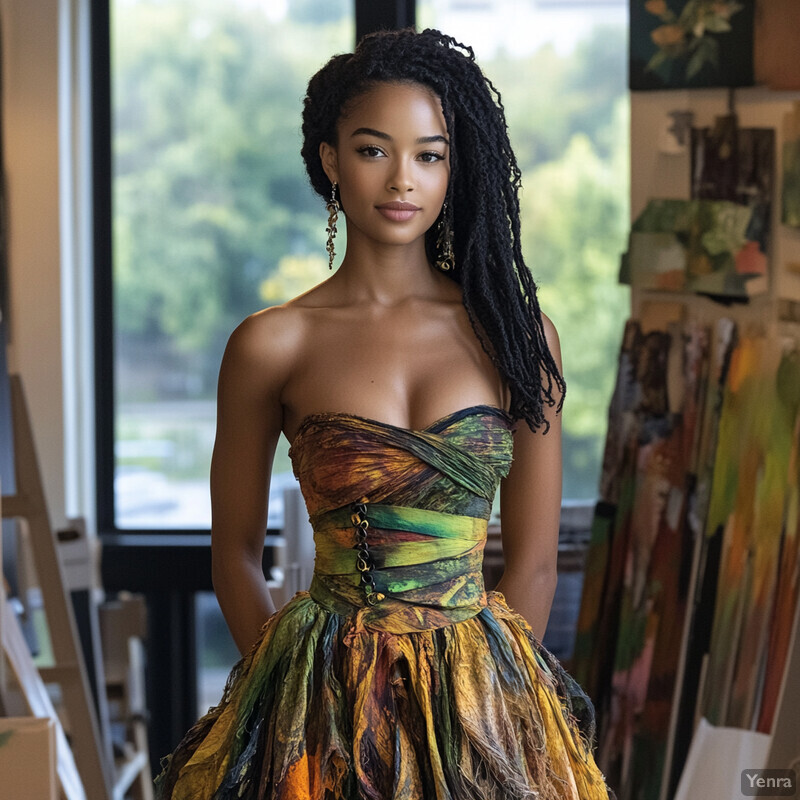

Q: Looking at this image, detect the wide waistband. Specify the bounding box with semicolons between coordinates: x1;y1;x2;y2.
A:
308;501;489;634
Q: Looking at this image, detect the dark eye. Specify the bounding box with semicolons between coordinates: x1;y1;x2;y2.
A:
419;151;445;163
357;145;384;158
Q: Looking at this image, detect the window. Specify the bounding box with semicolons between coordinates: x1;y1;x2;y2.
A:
109;0;353;530
106;1;628;534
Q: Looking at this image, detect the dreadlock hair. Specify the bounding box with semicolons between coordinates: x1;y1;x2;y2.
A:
301;28;565;431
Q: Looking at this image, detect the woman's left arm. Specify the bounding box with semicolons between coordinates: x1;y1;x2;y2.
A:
495;315;563;641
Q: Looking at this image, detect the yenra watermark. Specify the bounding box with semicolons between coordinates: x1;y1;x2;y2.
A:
741;769;797;797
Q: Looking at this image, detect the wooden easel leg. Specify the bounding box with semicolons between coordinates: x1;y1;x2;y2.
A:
2;376;112;798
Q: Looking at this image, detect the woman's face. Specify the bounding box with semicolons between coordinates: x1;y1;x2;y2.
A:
320;81;450;251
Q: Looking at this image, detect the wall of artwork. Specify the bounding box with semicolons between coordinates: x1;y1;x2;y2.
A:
574;3;800;798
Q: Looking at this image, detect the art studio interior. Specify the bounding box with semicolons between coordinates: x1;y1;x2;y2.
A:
1;1;799;798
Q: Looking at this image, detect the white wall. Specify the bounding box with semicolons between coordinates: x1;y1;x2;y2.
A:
2;0;67;527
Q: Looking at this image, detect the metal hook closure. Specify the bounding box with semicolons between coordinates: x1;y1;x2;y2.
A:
349;500;385;605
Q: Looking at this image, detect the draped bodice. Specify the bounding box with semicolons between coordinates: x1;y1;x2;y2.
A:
288;405;514;633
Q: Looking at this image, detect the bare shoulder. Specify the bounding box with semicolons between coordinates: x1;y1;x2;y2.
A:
539;312;560;350
221;303;308;393
539;311;562;371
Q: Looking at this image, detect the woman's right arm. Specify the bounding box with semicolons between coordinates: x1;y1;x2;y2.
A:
209;310;296;655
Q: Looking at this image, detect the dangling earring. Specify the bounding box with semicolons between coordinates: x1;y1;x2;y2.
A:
435;202;455;271
326;182;340;270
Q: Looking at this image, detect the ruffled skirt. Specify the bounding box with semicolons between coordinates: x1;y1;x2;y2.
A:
155;590;608;800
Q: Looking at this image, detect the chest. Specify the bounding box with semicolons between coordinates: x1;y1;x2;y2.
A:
282;305;505;430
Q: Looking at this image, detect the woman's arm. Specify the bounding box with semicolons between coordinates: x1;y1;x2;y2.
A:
495;315;563;641
210;310;296;655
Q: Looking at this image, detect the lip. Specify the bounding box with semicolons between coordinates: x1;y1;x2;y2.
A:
375;201;421;222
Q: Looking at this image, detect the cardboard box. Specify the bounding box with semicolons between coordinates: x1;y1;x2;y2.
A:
0;717;57;800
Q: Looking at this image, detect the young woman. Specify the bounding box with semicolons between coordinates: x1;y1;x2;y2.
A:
156;28;609;800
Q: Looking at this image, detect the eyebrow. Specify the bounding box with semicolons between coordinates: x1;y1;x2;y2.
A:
350;127;449;145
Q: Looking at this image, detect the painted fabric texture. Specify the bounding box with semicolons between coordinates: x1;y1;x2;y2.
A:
155;405;609;800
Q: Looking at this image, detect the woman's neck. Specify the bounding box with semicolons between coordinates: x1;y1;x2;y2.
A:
332;234;442;306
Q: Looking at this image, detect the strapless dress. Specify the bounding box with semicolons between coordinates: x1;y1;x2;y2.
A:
155;405;609;799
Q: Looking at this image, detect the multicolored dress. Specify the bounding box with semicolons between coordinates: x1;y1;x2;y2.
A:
155;404;609;799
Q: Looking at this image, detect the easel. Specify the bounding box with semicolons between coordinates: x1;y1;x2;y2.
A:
2;375;112;798
1;579;86;800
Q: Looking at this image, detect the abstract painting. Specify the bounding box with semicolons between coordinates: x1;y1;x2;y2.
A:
701;340;800;730
621;198;768;299
575;319;721;799
574;317;800;797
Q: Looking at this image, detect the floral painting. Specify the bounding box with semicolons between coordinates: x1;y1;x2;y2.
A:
630;0;755;91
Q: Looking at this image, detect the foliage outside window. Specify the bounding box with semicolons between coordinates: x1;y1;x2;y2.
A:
112;0;351;527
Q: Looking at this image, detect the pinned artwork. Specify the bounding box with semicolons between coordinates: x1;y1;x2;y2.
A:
621;198;768;299
630;0;755;91
690;116;774;286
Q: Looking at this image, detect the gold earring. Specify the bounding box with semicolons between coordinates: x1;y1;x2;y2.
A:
435;202;455;271
326;182;340;270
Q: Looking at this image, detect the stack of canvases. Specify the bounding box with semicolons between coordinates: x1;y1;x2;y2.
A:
572;317;800;800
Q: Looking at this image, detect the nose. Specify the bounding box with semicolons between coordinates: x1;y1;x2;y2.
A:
388;158;414;194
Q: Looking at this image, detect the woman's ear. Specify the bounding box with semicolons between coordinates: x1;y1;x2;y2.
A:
319;142;339;186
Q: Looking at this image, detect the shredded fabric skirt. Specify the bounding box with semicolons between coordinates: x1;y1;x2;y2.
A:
155;590;607;800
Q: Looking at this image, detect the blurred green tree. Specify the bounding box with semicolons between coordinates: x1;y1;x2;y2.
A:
113;0;349;380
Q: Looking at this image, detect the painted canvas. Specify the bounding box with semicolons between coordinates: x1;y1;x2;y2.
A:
690;119;774;283
575;317;741;799
700;338;799;729
622;198;768;299
756;396;800;733
665;318;735;798
595;323;715;800
630;0;755;91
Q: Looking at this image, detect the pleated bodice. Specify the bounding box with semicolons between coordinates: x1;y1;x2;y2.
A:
289;405;514;633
